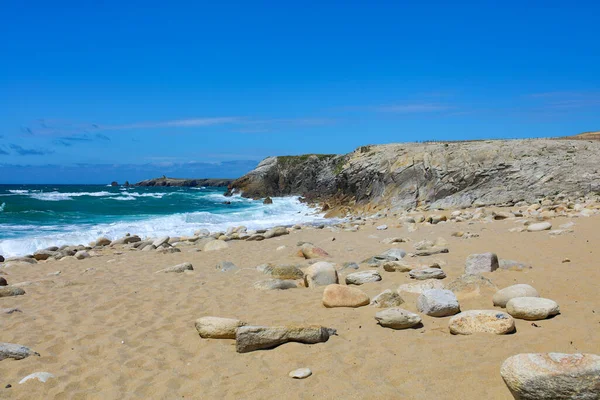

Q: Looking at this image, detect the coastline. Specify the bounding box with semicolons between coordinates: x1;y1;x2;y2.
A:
1;195;599;398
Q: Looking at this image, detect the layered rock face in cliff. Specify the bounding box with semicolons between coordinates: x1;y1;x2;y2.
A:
226;139;600;210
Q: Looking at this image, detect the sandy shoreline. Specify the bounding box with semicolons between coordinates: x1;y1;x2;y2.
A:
1;203;600;399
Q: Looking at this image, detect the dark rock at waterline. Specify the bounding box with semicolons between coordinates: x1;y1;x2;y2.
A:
135;177;234;187
263;197;273;204
0;277;7;286
0;255;4;263
110;181;118;186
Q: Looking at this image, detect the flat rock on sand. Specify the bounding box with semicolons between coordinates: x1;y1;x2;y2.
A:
235;325;337;353
375;308;421;329
204;240;229;251
253;279;298;291
493;284;539;308
446;274;497;299
345;270;382;285
409;267;446;280
448;310;515;335
416;289;460;317
195;317;246;339
0;343;39;361
300;243;330;259
304;262;338;287
289;368;312;379
322;284;370;308
465;252;499;274
500;353;600;399
370;289;404;308
527;222;552;232
506;297;560;320
156;262;193;273
0;286;26;298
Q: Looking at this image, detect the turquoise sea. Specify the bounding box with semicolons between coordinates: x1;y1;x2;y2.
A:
0;184;326;257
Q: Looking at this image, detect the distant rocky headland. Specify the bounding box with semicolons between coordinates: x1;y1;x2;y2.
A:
225;135;600;215
134;177;234;187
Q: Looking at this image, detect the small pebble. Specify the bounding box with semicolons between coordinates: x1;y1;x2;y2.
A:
562;258;571;263
289;368;312;379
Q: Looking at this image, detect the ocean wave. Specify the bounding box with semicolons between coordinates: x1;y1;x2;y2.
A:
0;196;330;257
0;203;5;212
29;191;114;201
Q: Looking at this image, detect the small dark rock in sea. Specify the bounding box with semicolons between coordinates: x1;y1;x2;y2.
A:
223;201;231;205
263;197;273;205
110;181;118;186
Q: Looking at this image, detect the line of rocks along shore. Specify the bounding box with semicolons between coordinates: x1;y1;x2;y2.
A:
1;191;598;264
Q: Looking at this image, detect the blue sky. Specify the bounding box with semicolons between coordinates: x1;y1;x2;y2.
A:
1;1;599;183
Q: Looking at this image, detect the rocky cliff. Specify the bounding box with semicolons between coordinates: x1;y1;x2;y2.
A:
225;139;600;211
135;177;234;187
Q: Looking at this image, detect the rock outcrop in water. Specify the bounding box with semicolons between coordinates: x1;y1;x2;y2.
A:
135;177;234;187
225;138;600;210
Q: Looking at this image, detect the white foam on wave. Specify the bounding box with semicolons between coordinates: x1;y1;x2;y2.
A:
29;191;114;201
0;203;5;212
0;196;330;257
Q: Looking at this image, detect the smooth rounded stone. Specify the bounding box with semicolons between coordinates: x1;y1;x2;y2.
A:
0;255;3;262
236;325;337;353
376;224;388;230
416;289;460;317
33;249;57;261
216;261;237;272
263;265;304;280
398;280;445;294
500;353;600;400
375;308;421;329
204;240;230;251
428;214;447;224
300;243;330;259
0;343;40;361
19;372;55;384
289;368;312;379
382;261;413;272
465;252;499;275
499;259;532;271
379;248;406;261
263;226;289;239
254;279;298;290
493;284;540;308
74;250;90;260
0;286;26;298
156;262;194;273
381;237;409;244
322;284;370;308
527;222;552;232
194;228;210;237
345;270;382;285
506;297;560;320
195;317;246;339
414;239;435;250
409;268;446;280
152;236;170;247
304;262;338;287
6;256;37;264
446;274;497;299
448;310;515;335
95;237;111;246
0;277;7;286
142;244;156;252
370;289;405;308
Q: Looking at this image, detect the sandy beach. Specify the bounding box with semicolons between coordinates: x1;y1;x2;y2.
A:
1;205;599;399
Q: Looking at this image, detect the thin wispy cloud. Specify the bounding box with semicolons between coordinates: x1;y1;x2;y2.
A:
525;91;600;112
375;103;452;113
9;144;53;156
0;147;8;155
21;116;333;139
